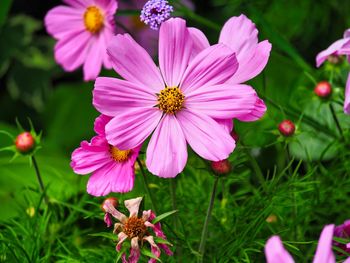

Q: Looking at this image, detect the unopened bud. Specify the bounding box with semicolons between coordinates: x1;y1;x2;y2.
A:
15;132;35;153
210;159;231;175
278;120;295;137
314;81;332;98
327;55;342;65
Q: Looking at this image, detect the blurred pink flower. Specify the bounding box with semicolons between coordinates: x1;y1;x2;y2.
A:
189;14;272;131
45;0;117;81
102;197;172;263
70;115;141;196
93;18;257;178
265;224;350;263
334;220;350;254
316;29;350;68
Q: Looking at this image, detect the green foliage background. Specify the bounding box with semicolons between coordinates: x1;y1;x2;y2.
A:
1;0;350;262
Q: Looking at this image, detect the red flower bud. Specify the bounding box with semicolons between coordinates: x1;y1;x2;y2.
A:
231;130;239;142
210;159;231;175
314;81;332;98
278;120;295;137
15;132;35;153
101;197;118;212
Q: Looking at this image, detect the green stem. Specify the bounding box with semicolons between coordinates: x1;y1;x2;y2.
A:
31;156;48;204
170;179;178;227
329;103;345;141
137;158;157;214
198;176;219;262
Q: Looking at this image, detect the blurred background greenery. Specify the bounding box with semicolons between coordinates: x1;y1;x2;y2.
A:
1;0;350;262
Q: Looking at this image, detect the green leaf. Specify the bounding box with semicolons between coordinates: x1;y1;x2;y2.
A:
140;247;162;262
0;0;12;30
153;237;172;246
151;210;178;224
89;232;117;241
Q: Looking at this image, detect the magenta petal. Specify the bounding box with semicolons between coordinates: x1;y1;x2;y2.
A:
107;34;164;92
94;115;112;136
316;38;350;67
177;109;235;161
159;18;193;87
94;77;157;116
105;108;162;150
129;237;140;263
265;236;295;263
180;44;238;94
228;40;271;84
83;36;104;81
188;27;210;59
216;119;233;133
63;0;91;8
313;225;336;263
54;30;90;72
71;140;111;174
45;6;85;39
185;84;256;119
146;115;187;178
237;92;267;122
344;73;350;114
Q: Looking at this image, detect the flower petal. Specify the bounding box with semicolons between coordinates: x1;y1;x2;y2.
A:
116;232;128;251
45;6;85;39
159;18;193;87
227;40;271;84
313;225;336;263
129;237;140;263
105;108;162;150
177;109;235;161
70;140;110;174
54;30;90;72
316;38;350;67
125;197;143;217
264;236;295;263
83;36;104;81
344;73;350;114
63;0;91;8
188;27;210;59
143;236;161;263
146;115;187;178
216;119;233;133
107;34;164;92
94;114;112;136
237;95;267;122
101;196;127;222
180;44;238;94
93;77;157;116
185;84;257;119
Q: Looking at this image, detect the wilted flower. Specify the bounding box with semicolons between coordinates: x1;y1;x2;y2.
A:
93;18;257;178
265;224;350;263
316;29;350;68
334;220;350;254
278;120;295;137
44;0;117;81
102;197;172;262
188;14;272;131
102;197;119;227
71;115;141;196
314;81;332;98
140;0;173;30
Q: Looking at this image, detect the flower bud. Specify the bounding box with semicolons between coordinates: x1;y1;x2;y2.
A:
101;197;118;213
210;159;231;175
231;130;239;142
327;55;342;65
314;81;332;98
15;132;35;153
278;120;295;137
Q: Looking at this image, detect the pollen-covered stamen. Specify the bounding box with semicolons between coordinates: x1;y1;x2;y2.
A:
123;216;147;239
84;6;104;34
157;87;185;114
109;145;131;162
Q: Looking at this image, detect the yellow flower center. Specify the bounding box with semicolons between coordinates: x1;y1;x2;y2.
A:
109;146;131;162
157;87;185;114
84;6;104;34
123;216;147;239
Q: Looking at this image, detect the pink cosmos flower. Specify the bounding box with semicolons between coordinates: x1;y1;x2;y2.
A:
44;0;117;81
265;224;350;263
102;197;172;263
70;115;141;196
93;17;257;178
189;14;272;131
316;29;350;68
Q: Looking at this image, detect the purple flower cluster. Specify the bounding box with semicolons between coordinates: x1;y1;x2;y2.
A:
140;0;174;30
